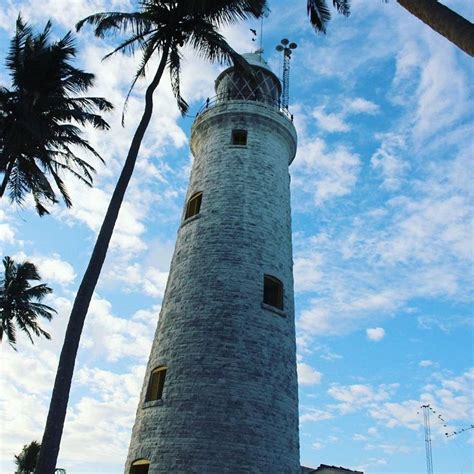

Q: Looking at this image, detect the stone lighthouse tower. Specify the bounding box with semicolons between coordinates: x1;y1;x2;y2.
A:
125;52;299;473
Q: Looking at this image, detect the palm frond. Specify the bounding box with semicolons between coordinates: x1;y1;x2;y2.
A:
1;257;55;348
101;27;156;60
76;12;152;39
333;0;351;16
168;46;189;115
2;18;112;214
307;0;331;33
120;36;161;125
176;0;267;25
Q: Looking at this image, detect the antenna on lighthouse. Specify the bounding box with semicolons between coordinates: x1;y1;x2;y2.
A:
276;38;297;109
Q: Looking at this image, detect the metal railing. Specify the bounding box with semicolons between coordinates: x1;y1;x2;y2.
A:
195;93;294;122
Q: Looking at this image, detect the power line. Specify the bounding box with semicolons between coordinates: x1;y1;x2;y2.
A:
445;424;474;438
424;405;474;438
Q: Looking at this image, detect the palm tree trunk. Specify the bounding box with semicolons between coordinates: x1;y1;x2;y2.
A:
34;43;170;474
0;160;15;197
397;0;474;57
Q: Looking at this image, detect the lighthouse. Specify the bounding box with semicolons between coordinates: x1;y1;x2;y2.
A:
125;51;299;473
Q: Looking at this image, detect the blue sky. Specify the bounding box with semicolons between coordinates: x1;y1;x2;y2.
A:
0;1;473;473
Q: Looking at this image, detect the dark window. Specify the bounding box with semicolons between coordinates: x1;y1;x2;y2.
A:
263;275;284;310
184;192;202;220
231;129;247;146
130;460;150;474
145;367;167;402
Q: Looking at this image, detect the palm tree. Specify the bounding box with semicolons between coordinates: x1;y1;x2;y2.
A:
396;0;474;57
14;441;41;474
0;257;55;349
306;0;350;33
35;1;266;472
307;1;474;57
0;16;113;216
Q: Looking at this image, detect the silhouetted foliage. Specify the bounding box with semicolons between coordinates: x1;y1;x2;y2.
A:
0;256;56;349
0;16;113;215
14;441;41;473
307;0;350;33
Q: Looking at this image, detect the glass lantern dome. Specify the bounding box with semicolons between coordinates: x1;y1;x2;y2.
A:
214;53;282;105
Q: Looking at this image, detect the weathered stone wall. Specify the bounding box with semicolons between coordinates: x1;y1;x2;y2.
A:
125;99;299;473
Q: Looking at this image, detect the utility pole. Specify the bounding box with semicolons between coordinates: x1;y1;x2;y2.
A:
421;404;434;474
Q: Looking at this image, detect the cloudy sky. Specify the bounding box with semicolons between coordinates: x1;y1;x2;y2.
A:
0;0;473;472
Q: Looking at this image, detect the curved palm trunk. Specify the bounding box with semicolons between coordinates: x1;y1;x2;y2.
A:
35;43;170;474
0;161;15;197
397;0;474;57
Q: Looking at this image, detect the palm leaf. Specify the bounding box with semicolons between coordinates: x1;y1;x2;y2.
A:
1;17;112;214
168;46;189;115
307;0;331;33
1;257;55;348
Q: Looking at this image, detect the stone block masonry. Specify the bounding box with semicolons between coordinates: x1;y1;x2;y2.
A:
125;59;299;473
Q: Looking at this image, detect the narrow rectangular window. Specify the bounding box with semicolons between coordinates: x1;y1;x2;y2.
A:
130;460;150;474
185;192;202;220
263;275;284;310
145;367;167;402
231;129;247;146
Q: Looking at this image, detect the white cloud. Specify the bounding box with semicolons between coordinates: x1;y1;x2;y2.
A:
356;457;388;471
295;137;360;205
300;408;334;424
366;327;385;342
0;0;132;32
0;207;18;254
82;296;158;362
10;252;76;287
365;443;413;454
0;223;15;244
413;35;471;142
311;435;339;451
312;106;349;133
36;255;76;286
328;383;399;414
371;132;409;190
294;253;323;293
310;97;379;135
312;441;323;450
297;362;322;386
295;147;473;341
319;348;343;362
345;97;379;115
369;399;421;431
369;369;474;433
299;290;399;338
419;360;434;367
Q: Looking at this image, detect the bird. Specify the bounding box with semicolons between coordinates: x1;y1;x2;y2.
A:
250;28;257;35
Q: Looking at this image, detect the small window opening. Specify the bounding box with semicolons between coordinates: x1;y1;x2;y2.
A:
145;366;167;402
231;129;247;146
185;192;202;220
263;275;284;310
130;459;150;474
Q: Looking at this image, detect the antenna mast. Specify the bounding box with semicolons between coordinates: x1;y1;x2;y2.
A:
276;38;297;109
421;404;434;474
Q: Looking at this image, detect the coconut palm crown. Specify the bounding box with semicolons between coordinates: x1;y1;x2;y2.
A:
0;16;113;216
0;256;56;350
76;0;268;116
